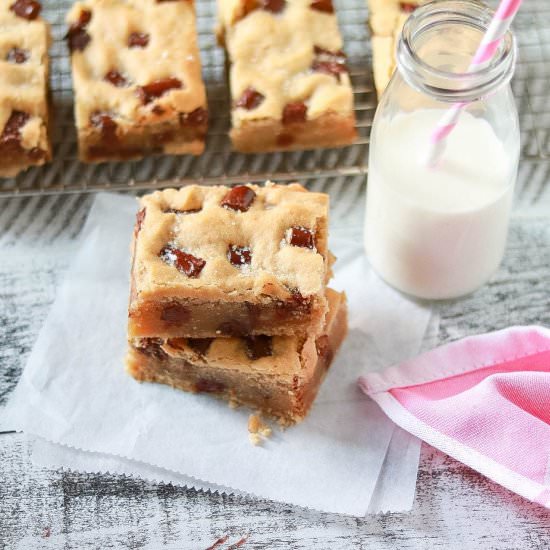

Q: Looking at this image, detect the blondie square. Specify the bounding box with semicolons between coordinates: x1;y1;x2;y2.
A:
0;0;51;177
127;288;347;424
217;0;357;152
128;183;331;339
368;0;425;97
66;0;207;163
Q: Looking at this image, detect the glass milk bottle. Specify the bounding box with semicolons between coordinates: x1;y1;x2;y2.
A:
364;0;519;300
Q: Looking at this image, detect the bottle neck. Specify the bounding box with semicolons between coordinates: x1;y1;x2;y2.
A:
396;0;516;103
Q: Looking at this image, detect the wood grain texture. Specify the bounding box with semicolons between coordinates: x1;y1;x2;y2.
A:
1;177;549;549
1;435;549;549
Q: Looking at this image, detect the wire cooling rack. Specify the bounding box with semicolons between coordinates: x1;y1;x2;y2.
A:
1;0;549;196
512;0;550;161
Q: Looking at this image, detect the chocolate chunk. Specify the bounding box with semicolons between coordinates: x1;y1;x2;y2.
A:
160;245;206;277
90;112;116;130
28;147;45;160
90;112;118;144
244;335;273;360
310;0;334;13
227;245;252;267
314;45;345;58
66;9;92;52
10;0;41;20
1;111;29;144
312;60;347;78
135;338;167;361
160;303;191;323
289;290;312;312
282;102;307;125
128;32;149;48
217;320;250;337
312;46;347;79
240;0;258;18
400;2;417;13
239;0;286;17
164;337;185;350
187;338;213;356
6;47;29;64
181;107;208;127
287;226;315;249
236;87;265;110
0;111;38;157
78;8;92;25
137;77;183;104
260;0;286;13
195;379;226;393
104;70;128;87
220;185;256;212
275;291;312;319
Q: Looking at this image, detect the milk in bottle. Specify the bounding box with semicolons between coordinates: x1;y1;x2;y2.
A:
364;0;519;299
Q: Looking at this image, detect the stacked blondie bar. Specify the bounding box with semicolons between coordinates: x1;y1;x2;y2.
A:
126;182;347;423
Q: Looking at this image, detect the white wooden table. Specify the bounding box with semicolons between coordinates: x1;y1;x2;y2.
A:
2;2;550;544
1;169;549;548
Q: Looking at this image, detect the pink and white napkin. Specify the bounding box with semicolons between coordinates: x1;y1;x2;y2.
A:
359;326;550;508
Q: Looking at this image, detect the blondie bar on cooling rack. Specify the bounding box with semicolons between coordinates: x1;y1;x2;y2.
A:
217;0;357;152
66;0;208;163
368;0;426;97
0;0;51;177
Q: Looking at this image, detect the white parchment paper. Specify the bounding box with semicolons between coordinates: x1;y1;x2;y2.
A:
3;193;433;516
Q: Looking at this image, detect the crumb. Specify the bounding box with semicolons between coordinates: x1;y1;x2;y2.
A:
248;414;272;445
277;417;292;429
248;414;262;433
259;426;272;438
228;397;240;409
249;433;262;446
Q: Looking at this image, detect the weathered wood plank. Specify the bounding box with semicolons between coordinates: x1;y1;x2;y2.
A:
1;434;549;549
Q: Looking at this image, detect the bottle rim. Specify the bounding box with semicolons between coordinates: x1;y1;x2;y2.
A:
397;0;517;102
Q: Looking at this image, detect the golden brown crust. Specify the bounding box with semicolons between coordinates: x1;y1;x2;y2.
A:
230;112;357;153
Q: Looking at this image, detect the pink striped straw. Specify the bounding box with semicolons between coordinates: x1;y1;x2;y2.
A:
427;0;522;167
